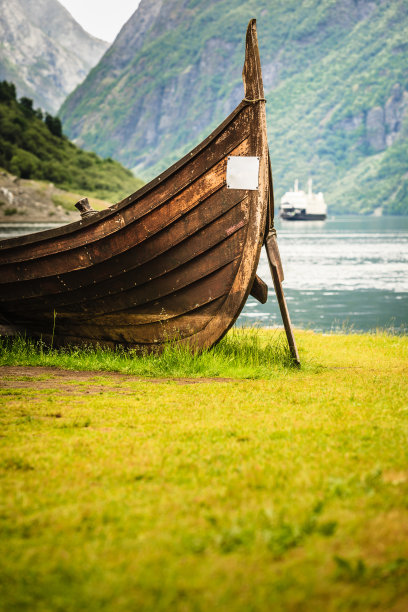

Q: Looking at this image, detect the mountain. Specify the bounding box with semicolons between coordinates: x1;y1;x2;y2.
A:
0;81;143;204
0;0;108;113
60;0;408;215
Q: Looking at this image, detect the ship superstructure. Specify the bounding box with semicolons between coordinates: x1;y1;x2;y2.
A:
280;179;327;220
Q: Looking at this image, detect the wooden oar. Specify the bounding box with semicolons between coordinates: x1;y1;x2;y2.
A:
265;151;300;364
265;231;300;364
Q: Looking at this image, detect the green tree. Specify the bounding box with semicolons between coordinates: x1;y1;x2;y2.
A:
0;80;143;200
45;113;63;138
19;97;34;116
0;81;16;104
10;150;40;179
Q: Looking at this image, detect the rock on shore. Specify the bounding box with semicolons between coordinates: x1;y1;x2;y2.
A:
0;170;108;224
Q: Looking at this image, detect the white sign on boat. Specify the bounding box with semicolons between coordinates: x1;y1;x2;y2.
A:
226;156;259;190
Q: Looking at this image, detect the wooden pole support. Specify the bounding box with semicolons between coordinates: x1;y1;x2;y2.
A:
265;232;300;365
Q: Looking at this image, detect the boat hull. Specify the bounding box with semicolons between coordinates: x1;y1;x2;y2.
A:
0;20;303;362
0;54;269;352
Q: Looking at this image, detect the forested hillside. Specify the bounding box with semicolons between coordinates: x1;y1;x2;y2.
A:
60;0;408;214
0;81;143;203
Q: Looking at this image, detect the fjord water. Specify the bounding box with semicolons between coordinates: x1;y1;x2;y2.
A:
241;216;408;333
1;216;407;334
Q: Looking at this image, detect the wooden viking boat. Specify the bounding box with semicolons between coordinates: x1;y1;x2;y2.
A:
0;20;299;363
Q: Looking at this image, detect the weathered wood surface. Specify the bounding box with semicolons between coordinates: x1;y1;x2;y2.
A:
0;20;272;353
265;232;300;364
75;197;97;218
250;275;268;304
264;114;300;363
0;20;299;361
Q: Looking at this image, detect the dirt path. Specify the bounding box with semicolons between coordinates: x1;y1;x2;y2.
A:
0;366;236;395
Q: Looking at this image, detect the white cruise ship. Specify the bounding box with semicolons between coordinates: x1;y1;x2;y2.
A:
280;179;327;221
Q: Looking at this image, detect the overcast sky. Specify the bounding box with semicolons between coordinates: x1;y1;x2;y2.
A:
58;0;141;42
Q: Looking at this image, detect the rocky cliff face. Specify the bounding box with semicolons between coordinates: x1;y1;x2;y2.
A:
365;84;408;151
333;83;407;153
0;0;108;113
60;0;408;214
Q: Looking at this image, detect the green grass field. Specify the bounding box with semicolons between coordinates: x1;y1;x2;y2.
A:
1;330;407;611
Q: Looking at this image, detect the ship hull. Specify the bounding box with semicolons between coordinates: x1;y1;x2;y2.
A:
280;211;327;221
0;21;270;353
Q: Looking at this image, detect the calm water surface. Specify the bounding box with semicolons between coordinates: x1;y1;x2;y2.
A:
1;217;407;333
0;223;64;239
241;216;408;332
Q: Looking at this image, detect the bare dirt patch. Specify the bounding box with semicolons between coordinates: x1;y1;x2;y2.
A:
0;366;235;394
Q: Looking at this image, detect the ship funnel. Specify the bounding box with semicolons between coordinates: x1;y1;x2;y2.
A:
294;179;298;192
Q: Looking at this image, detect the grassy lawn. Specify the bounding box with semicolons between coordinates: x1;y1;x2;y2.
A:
1;330;407;611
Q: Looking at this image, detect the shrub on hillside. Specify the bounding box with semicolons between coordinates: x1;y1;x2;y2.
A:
45;114;63;138
0;79;144;201
41;160;66;183
20;97;35;116
10;149;40;179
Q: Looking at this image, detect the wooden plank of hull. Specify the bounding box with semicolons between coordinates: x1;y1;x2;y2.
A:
4;209;247;318
0;137;250;284
19;283;231;347
14;265;236;347
0;20;270;352
67;300;226;346
0;109;253;266
0;188;248;305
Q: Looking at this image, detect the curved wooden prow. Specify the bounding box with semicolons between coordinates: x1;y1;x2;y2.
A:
242;20;300;364
242;19;265;102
